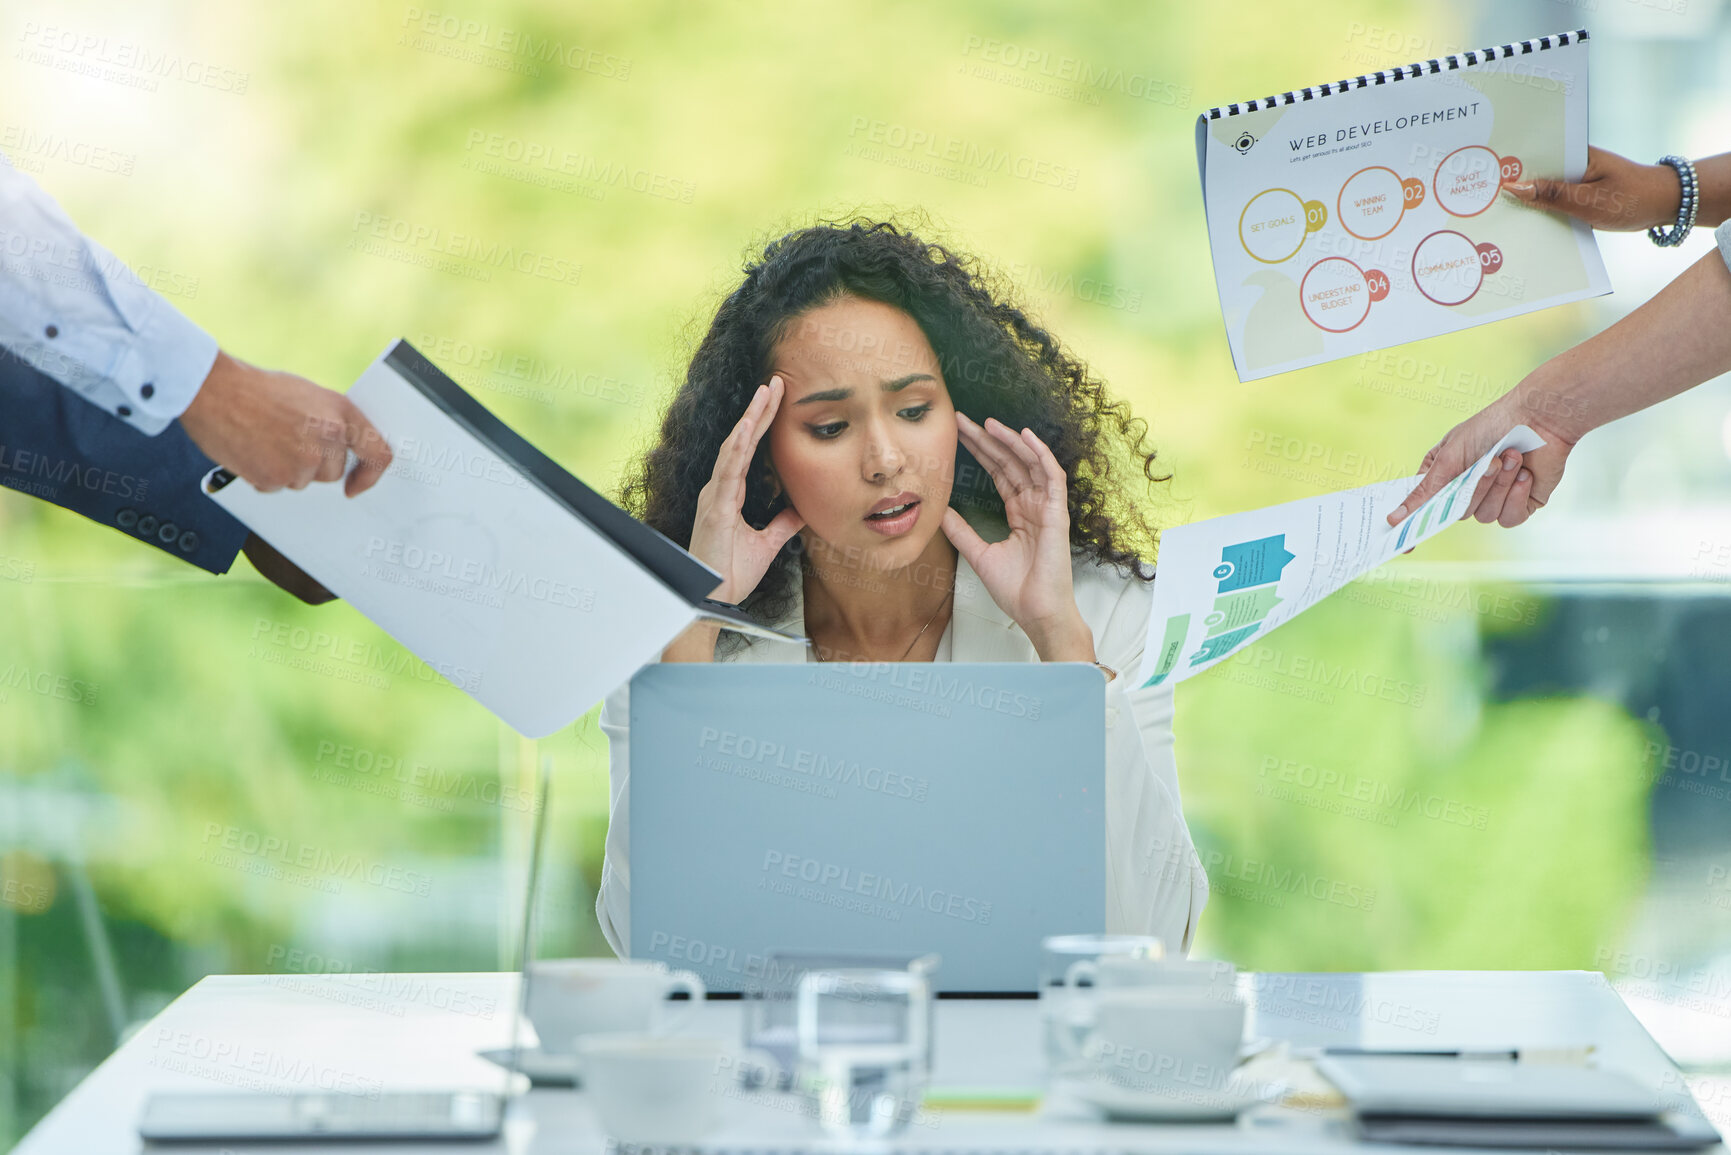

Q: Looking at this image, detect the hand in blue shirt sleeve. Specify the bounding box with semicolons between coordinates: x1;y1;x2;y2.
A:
0;153;392;495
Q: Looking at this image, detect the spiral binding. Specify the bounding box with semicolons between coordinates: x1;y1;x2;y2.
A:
1204;29;1588;121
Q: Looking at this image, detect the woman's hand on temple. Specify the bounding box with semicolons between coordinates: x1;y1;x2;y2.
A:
688;375;806;604
941;413;1095;662
1503;146;1680;231
664;376;804;662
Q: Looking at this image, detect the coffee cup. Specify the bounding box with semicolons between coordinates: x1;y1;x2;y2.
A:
576;1033;726;1144
524;959;705;1055
1065;955;1237;997
1082;988;1247;1097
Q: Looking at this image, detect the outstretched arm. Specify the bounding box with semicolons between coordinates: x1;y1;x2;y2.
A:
0;154;391;495
1387;226;1731;528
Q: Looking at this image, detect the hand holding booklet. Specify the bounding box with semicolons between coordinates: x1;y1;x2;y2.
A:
1196;29;1607;380
205;340;803;738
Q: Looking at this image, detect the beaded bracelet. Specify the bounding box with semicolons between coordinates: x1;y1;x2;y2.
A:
1650;155;1698;247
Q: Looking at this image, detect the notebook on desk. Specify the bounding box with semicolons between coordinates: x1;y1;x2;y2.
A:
1318;1054;1722;1150
137;759;556;1141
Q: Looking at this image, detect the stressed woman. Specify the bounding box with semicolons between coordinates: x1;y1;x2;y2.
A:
596;220;1207;955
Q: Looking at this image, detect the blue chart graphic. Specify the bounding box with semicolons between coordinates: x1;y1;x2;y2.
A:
1189;533;1297;669
1214;535;1298;592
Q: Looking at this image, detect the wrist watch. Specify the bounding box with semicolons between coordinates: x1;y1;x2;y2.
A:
1094;661;1118;683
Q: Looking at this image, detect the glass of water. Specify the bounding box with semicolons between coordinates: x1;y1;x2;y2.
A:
741;951;936;1090
1038;934;1164;1081
794;967;932;1138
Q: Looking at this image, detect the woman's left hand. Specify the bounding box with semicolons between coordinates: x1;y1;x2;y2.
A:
941;413;1095;662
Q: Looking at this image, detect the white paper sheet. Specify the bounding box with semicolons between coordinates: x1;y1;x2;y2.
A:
1136;426;1545;688
208;350;701;737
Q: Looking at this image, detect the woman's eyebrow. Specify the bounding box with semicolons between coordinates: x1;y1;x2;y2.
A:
792;372;936;406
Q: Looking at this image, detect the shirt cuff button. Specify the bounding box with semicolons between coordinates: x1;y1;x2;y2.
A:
44;325;58;339
157;521;180;545
116;508;138;529
140;383;155;399
117;405;132;418
136;515;159;537
178;530;200;553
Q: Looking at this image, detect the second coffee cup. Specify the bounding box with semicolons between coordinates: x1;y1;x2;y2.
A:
525;959;706;1055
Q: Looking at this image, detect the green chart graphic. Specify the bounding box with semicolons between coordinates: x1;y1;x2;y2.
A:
1144;534;1295;687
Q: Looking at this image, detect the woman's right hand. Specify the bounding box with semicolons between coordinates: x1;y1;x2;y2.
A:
1383;371;1579;531
687;374;806;605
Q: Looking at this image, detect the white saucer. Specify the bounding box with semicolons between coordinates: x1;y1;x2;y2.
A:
476;1046;581;1086
1063;1070;1285;1122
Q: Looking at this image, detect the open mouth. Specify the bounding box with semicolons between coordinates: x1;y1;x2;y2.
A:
865;500;919;521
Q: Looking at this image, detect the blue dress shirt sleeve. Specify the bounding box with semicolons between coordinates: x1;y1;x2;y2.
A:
0;153;217;435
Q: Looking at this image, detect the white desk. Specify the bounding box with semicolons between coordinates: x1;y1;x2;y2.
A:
17;970;1725;1153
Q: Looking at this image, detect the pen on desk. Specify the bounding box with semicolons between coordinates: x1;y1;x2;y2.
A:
1320;1045;1596;1064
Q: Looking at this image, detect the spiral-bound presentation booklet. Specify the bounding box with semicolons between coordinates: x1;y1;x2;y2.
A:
1196;30;1609;381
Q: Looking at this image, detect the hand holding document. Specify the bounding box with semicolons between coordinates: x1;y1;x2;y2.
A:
1136;426;1545;689
205;341;803;737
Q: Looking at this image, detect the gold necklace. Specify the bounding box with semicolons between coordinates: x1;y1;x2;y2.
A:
810;576;956;663
895;581;955;661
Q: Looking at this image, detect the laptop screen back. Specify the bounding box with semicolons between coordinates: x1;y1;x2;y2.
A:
628;662;1106;993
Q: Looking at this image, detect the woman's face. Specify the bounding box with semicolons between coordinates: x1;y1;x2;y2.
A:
765;296;957;573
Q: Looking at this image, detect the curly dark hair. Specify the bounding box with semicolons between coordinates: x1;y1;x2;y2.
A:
619;217;1168;632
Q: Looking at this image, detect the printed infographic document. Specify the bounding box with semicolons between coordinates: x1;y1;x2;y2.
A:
1136;426;1545;688
1196;32;1608;380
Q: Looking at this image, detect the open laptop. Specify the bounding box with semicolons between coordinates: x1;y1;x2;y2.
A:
628;662;1107;994
136;759;553;1142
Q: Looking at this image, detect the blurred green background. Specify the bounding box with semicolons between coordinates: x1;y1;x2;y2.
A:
7;0;1731;1142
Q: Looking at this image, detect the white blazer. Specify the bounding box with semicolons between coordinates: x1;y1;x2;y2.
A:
595;550;1209;958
